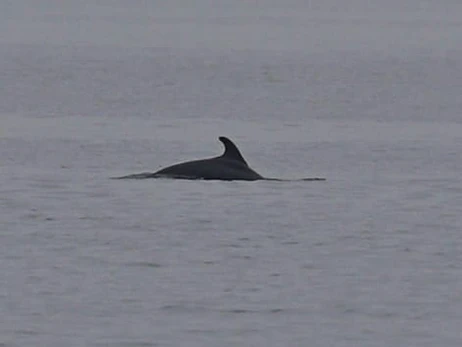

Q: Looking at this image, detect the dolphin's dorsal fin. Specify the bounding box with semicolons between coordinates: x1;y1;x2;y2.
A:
219;136;249;166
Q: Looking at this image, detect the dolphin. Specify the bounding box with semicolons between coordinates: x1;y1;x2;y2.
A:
113;136;325;181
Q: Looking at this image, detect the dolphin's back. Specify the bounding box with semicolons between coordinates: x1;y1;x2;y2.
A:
113;136;324;181
153;157;263;181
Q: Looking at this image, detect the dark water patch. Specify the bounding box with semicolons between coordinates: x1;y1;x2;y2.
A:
220;307;285;314
185;328;223;335
343;307;357;314
120;298;143;305
270;308;284;313
241;287;261;293
95;342;158;347
78;215;114;221
160;304;209;313
229;254;253;260
125;262;162;269
14;329;41;336
226;243;243;249
395;228;410;234
22;212;55;221
366;310;397;319
226;309;255;314
281;240;299;245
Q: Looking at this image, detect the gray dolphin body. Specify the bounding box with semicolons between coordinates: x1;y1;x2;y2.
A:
114;137;325;181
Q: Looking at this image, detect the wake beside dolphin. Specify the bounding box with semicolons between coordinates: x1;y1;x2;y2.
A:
113;136;326;182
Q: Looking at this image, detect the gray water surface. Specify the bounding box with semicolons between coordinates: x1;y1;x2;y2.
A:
2;1;462;346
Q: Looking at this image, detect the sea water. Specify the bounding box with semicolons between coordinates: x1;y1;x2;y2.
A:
1;1;462;346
